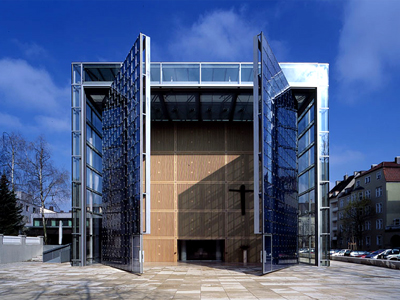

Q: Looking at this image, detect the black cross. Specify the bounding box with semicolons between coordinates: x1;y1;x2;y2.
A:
229;185;253;215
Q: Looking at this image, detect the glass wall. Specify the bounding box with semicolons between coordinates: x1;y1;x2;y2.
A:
254;33;298;274
101;34;150;273
71;62;121;266
282;63;330;266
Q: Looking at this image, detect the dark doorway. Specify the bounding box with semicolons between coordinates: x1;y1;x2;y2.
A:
178;240;224;261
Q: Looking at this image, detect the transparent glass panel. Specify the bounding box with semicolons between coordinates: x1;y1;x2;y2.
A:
298;125;314;153
298;146;314;174
73;64;82;84
72;132;81;156
150;63;160;83
319;157;329;181
319;109;328;132
86;104;92;123
72;86;81;107
201;64;239;83
83;64;120;82
72;157;81;181
92;113;102;134
72;183;81;208
320;182;329;207
241;64;253;82
319;132;329;156
320;86;328;108
280;63;319;84
299;167;315;194
162;64;200;83
72;108;81;131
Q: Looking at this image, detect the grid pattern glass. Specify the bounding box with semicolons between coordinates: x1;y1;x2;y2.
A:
101;36;144;272
258;33;298;273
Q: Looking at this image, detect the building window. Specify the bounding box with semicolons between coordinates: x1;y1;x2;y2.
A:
346;197;350;204
340;199;344;208
365;221;371;230
358;192;363;200
356;180;360;187
351;194;355;202
376;203;383;213
365;176;371;184
365;206;371;215
366;236;371;246
377;171;381;180
26;205;29;212
376;235;382;246
394;219;400;226
365;190;371;199
339;225;343;232
376;219;383;229
33;207;36;213
376;186;383;197
339;212;343;220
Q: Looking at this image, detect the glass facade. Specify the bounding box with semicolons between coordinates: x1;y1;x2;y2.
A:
71;32;329;273
253;33;298;273
281;62;330;266
101;34;150;273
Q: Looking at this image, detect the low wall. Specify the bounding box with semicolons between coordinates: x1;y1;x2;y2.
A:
0;235;43;264
332;255;400;270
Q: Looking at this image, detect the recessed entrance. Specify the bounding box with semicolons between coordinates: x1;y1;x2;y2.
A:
178;240;224;261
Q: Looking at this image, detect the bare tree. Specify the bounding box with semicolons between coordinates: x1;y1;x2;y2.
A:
23;136;69;244
1;132;27;191
341;197;374;250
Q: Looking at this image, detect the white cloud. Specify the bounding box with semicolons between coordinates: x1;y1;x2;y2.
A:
336;0;400;90
0;112;24;130
0;58;69;113
167;9;262;62
34;115;70;133
12;40;49;58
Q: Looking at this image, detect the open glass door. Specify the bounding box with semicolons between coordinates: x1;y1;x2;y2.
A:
254;32;298;274
102;33;151;273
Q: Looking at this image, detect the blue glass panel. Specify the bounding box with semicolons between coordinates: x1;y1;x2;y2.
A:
101;35;144;272
258;33;298;272
201;64;239;83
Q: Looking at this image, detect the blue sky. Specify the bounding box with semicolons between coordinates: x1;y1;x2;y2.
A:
1;0;400;204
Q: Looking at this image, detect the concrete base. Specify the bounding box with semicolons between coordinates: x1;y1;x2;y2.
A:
332;255;400;270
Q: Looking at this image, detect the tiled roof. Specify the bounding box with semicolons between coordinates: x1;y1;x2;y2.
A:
384;167;400;182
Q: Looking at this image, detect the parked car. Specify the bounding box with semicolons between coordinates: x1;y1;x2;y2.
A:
377;249;400;259
334;249;352;256
329;249;340;256
349;251;371;257
387;254;400;261
365;249;385;259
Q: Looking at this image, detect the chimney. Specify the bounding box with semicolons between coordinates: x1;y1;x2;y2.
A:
335;180;341;186
49;206;54;211
371;164;377;169
344;174;348;180
395;156;400;164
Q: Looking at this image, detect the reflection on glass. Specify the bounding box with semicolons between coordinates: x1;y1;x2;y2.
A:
162;64;200;83
319;109;328;132
202;64;239;83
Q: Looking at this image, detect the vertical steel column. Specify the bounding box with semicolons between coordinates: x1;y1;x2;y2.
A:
80;85;87;266
253;35;261;235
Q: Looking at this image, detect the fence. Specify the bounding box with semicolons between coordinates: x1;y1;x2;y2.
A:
0;235;43;264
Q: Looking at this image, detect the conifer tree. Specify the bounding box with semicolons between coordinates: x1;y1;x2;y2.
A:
0;174;24;235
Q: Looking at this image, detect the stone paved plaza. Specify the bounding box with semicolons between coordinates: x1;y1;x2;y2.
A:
0;260;399;299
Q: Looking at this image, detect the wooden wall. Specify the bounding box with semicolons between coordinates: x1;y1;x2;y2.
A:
143;122;261;262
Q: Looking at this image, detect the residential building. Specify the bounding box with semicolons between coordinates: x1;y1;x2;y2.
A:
71;32;329;273
329;157;400;250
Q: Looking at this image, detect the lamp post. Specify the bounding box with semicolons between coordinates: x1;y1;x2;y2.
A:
2;132;15;191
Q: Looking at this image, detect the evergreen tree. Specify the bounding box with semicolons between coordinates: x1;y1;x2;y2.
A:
0;174;24;235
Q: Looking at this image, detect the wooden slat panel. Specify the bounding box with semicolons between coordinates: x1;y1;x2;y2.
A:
177;183;225;210
177;124;225;152
151;155;174;181
151;123;174;152
143;239;175;262
226;123;253;152
226;154;254;182
177;155;225;182
151;184;174;210
151;212;175;236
